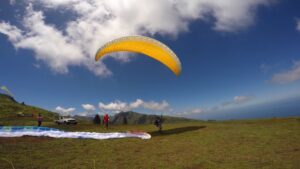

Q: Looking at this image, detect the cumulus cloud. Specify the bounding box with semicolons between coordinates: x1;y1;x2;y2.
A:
176;108;206;116
271;60;300;84
9;0;15;5
142;100;170;111
55;106;76;116
267;21;300;84
220;95;254;107
79;104;97;116
82;104;96;111
99;99;170;113
0;22;22;42
99;100;128;112
234;95;253;104
176;0;273;32
129;99;144;109
0;0;273;76
176;95;254;116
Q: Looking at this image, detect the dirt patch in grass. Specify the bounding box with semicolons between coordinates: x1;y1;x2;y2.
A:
150;125;206;136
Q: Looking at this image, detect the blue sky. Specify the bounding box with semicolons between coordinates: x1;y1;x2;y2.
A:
0;0;300;119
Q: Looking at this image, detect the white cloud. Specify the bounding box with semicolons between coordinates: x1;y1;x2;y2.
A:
143;100;170;111
82;104;96;111
99;100;128;112
82;104;95;111
271;60;300;84
0;22;22;42
129;99;144;109
234;95;253;104
96;94;255;117
176;95;254;116
55;106;76;116
99;99;170;112
0;0;273;76
221;95;254;107
176;108;206;116
175;0;273;32
263;25;300;85
9;0;15;5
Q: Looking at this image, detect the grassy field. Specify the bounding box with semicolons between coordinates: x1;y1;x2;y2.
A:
0;117;299;169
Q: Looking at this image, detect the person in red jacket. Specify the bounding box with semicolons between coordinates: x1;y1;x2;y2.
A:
103;113;109;129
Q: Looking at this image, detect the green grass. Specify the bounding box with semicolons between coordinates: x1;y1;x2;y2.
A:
0;94;58;121
0;117;299;169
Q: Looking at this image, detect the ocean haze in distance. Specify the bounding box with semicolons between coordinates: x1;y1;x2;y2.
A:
193;95;300;120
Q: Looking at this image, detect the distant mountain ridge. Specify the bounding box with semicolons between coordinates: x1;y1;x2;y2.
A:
111;111;195;125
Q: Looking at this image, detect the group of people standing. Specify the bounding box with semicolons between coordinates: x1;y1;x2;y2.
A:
93;113;110;129
37;113;163;132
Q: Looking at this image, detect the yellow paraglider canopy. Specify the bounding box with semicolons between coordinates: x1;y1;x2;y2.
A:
95;36;181;76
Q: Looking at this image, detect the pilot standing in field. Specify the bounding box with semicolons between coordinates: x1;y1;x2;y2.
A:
37;113;43;127
154;115;163;133
103;113;109;129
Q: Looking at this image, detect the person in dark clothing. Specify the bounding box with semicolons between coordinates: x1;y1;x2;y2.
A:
37;113;43;126
154;115;163;132
123;116;128;125
94;114;101;125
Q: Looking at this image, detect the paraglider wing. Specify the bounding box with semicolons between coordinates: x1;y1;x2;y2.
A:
95;36;182;76
0;126;151;140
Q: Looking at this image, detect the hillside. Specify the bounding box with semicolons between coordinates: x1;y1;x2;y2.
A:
0;94;58;125
111;111;195;125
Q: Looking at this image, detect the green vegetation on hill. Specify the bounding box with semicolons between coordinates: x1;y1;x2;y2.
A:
0;94;58;125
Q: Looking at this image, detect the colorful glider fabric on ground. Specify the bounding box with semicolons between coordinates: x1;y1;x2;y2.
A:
95;35;182;76
0;126;151;140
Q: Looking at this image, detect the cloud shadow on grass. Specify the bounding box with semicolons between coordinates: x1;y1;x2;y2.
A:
149;126;206;137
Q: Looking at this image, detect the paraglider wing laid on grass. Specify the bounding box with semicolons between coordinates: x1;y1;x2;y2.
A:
95;35;182;76
0;126;151;140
